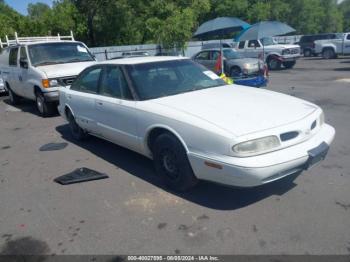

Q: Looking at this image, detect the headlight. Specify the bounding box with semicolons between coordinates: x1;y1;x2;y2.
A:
49;79;59;87
319;111;324;126
232;136;280;157
243;63;252;69
42;79;59;88
282;49;291;55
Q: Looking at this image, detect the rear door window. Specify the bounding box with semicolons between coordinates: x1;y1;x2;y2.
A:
71;67;102;94
195;51;210;60
99;66;133;100
9;48;18;66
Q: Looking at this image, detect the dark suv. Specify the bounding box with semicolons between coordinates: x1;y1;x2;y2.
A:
298;33;337;57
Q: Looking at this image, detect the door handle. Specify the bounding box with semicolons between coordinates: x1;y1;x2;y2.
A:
97;101;103;106
67;94;72;99
18;75;22;81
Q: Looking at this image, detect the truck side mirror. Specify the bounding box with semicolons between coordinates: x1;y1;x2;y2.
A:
20;58;28;69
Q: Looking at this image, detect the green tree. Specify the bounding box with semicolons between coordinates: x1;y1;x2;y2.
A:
145;0;210;49
27;2;50;19
340;0;350;31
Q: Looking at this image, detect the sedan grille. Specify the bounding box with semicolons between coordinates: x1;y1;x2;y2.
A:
291;48;299;54
280;131;299;142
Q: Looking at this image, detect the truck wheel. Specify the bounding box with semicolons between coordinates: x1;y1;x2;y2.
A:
66;110;88;141
35;92;54;117
322;48;335;59
303;49;312;57
153;133;198;191
283;61;296;69
267;57;281;70
8;87;21;105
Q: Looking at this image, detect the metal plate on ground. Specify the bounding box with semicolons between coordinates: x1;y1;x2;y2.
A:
54;167;109;185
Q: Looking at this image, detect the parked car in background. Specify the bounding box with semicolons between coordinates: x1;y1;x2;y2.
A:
314;33;350;59
234;37;300;70
192;48;268;87
298;33;338;57
0;32;96;116
192;48;264;77
58;56;335;191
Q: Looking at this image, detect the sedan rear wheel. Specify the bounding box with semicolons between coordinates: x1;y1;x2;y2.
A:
153;133;198;191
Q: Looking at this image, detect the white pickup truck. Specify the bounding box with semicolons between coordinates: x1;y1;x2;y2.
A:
234;37;300;70
314;33;350;59
0;32;96;116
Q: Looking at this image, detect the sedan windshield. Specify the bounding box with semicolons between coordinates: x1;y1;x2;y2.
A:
28;42;94;66
223;49;243;59
126;59;226;100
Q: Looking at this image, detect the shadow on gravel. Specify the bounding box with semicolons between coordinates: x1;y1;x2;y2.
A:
56;124;299;211
2;98;59;117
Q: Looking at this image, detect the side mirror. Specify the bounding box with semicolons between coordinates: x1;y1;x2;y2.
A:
20;58;28;69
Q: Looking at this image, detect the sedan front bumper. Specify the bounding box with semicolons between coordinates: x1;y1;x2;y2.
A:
187;123;335;187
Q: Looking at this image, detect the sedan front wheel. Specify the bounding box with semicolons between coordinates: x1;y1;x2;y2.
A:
153;133;198;191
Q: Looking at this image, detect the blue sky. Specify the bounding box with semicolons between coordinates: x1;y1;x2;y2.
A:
5;0;53;15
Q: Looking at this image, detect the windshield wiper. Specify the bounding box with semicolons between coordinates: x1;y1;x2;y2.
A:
67;58;93;63
35;61;60;66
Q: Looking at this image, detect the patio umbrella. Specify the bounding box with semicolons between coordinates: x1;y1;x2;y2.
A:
236;21;296;61
193;17;250;74
236;21;295;41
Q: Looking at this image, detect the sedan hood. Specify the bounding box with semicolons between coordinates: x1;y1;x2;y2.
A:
37;61;96;78
152;85;318;136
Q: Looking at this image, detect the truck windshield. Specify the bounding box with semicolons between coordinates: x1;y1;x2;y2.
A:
261;37;276;46
28;42;94;66
126;59;226;100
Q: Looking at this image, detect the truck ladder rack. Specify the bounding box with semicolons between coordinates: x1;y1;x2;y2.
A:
0;31;74;48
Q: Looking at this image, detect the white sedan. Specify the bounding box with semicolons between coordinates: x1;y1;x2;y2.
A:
58;56;335;191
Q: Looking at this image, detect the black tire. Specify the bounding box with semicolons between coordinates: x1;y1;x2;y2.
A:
8;87;21;105
35;92;55;117
322;48;335;59
303;49;312;57
283;61;296;69
153;133;198;191
267;57;281;70
230;66;241;77
66;110;88;141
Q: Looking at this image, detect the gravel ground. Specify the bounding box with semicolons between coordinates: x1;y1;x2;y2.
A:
0;57;349;256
